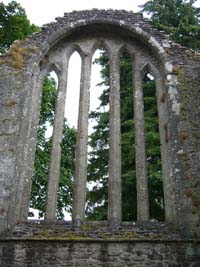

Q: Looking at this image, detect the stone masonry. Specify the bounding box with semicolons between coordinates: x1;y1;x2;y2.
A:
0;9;200;266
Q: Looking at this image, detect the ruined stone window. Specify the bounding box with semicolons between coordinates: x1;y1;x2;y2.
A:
1;11;199;237
29;39;168;225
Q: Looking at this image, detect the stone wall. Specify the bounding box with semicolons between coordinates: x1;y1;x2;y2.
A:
170;50;200;237
0;240;200;267
0;9;200;238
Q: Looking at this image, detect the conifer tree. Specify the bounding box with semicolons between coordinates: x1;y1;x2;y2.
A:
141;0;200;50
86;51;164;221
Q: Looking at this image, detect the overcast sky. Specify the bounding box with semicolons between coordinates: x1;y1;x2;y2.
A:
3;0;200;26
3;0;148;26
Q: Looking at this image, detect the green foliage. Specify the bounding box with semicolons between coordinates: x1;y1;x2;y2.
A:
0;1;39;53
140;0;200;50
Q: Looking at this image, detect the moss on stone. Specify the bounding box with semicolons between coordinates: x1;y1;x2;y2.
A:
180;152;189;162
179;131;189;141
193;132;200;139
3;100;17;107
172;65;180;75
160;93;165;103
191;194;200;208
80;224;98;231
28;46;37;53
7;41;26;69
30;227;140;240
0;59;7;65
184;188;193;198
0;41;37;70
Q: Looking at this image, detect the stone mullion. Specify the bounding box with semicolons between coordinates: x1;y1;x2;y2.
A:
108;53;122;224
45;62;68;221
133;60;149;221
72;54;92;225
155;78;173;222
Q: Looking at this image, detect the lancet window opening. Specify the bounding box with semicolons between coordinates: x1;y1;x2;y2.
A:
45;62;69;221
142;70;164;220
45;49;83;221
65;51;82;128
30;69;59;220
86;47;110;221
119;49;136;221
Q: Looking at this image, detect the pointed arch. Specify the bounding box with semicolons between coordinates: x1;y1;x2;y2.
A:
118;44;134;58
40;62;61;82
65;44;85;60
140;62;160;81
140;61;172;222
91;40;111;59
65;48;82;128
